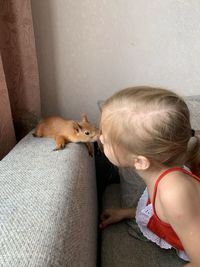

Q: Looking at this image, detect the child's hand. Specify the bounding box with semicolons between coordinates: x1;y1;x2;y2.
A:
99;208;135;229
99;208;124;229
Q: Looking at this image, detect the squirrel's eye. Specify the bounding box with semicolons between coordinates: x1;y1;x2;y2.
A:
85;131;90;135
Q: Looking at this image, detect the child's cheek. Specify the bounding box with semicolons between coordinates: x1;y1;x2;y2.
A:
103;145;110;160
103;146;118;166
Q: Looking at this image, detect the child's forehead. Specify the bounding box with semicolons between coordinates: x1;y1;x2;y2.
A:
100;110;111;128
99;110;113;134
99;116;105;133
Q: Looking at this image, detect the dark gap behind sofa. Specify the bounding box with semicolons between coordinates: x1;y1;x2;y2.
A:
94;142;120;267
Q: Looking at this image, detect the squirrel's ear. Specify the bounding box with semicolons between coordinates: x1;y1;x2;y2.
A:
81;113;89;123
132;156;150;170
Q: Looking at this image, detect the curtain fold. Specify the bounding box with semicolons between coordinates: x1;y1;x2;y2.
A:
0;54;16;159
0;0;41;159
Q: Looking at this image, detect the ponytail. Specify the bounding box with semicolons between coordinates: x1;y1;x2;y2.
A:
186;131;200;176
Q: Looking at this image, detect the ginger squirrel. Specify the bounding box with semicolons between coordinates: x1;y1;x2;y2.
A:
33;113;99;156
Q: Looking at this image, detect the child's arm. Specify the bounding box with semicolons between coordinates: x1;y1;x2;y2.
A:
160;181;200;267
99;208;135;229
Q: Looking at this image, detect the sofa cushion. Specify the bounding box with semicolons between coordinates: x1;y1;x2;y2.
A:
184;96;200;130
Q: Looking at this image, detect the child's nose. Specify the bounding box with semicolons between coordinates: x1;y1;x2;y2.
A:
99;135;104;145
97;135;104;153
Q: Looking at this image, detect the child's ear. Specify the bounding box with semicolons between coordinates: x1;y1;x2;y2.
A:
132;156;150;170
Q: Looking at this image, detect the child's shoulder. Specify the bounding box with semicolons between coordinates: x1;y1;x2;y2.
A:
159;169;196;190
158;170;200;214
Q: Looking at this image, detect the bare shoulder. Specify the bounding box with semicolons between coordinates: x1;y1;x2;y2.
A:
157;171;200;218
158;172;200;266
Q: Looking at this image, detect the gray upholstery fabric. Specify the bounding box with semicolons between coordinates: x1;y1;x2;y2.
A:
101;184;184;267
184;96;200;130
0;132;97;267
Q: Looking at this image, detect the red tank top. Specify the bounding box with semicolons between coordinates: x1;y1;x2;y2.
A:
147;167;200;250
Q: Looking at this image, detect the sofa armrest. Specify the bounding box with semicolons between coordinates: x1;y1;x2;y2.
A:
0;132;97;266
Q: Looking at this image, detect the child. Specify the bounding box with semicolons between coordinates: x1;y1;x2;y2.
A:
99;86;200;267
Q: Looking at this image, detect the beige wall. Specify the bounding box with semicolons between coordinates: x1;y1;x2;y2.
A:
31;0;200;124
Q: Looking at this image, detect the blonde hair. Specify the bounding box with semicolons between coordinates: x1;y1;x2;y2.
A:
102;86;200;175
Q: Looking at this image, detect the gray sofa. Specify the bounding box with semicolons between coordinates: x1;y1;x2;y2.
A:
0;133;97;267
0;96;199;267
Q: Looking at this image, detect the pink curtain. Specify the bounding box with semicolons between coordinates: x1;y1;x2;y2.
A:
0;0;41;159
